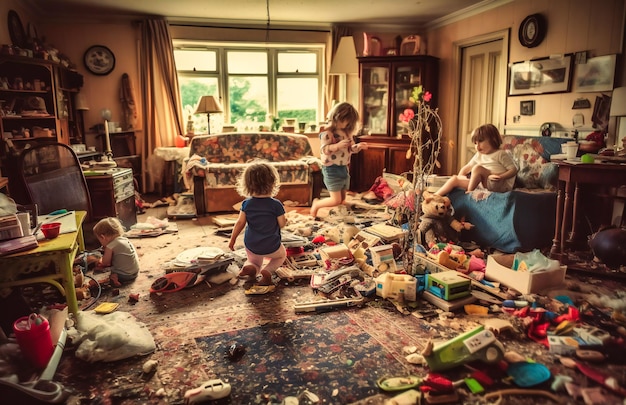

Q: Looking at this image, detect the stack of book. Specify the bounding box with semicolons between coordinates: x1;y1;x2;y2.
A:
0;214;38;256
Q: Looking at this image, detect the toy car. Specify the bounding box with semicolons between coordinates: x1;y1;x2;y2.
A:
423;325;505;371
184;379;231;404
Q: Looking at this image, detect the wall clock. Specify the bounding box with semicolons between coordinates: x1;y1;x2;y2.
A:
519;14;546;48
83;45;116;75
7;10;27;49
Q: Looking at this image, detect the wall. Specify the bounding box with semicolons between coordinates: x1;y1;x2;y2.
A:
1;1;142;150
427;0;625;174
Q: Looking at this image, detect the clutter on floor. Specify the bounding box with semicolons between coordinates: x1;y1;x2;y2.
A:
2;192;625;404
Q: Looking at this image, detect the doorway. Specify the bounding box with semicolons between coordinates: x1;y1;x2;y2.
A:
452;30;509;170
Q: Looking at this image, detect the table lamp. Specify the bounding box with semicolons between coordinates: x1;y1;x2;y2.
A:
610;86;626;152
195;95;223;134
329;36;358;103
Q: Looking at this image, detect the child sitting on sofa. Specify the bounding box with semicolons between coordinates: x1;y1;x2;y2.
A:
435;123;518;196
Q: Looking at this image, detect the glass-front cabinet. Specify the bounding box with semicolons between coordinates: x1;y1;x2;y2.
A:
351;55;439;192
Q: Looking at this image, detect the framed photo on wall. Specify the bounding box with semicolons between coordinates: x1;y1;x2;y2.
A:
520;100;535;115
509;55;573;96
572;54;617;93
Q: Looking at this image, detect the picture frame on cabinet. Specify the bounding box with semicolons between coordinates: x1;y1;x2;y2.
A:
509;55;573;96
572;54;617;93
7;10;27;49
362;33;382;57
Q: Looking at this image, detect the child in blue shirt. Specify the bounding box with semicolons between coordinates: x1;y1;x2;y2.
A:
228;160;286;286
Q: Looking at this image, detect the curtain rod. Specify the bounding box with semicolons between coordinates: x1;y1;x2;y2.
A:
168;22;330;33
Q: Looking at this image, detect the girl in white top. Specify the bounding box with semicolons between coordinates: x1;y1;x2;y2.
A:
310;102;368;217
435;124;518;196
93;217;140;286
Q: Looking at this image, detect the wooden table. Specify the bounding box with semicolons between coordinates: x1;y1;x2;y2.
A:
550;161;626;261
0;211;86;315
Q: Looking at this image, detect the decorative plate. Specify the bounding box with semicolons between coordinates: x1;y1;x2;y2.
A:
519;14;547;48
83;45;116;75
7;10;27;49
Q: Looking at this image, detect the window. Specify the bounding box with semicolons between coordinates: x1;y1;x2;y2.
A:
174;42;324;134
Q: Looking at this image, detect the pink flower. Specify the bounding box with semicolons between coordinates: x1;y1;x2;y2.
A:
423;91;432;102
399;108;415;123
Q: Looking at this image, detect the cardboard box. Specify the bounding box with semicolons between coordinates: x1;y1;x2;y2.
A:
485;255;566;294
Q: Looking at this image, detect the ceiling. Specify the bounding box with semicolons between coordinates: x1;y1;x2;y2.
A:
23;0;507;29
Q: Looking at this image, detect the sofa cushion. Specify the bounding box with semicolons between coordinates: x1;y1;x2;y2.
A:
449;188;557;253
501;135;569;190
189;132;314;163
203;160;312;188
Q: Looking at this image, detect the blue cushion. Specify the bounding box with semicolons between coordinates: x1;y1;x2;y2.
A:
448;188;557;253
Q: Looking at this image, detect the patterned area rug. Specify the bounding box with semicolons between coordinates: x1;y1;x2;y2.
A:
195;312;411;404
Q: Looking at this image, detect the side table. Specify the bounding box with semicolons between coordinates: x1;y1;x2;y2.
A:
550;160;626;262
84;167;137;229
148;147;190;196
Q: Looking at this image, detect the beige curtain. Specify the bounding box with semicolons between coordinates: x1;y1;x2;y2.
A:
325;26;352;117
138;18;184;192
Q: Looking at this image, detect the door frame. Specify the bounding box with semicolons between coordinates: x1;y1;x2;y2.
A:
450;29;510;172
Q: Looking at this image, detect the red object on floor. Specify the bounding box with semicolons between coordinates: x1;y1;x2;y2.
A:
286;247;304;256
420;373;454;392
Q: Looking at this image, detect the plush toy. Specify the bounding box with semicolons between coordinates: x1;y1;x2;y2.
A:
419;191;473;248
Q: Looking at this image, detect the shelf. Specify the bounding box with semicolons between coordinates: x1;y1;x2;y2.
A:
0;89;48;94
1;115;56;119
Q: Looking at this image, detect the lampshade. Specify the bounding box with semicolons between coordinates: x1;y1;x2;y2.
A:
610;87;626;117
195;95;223;114
75;93;89;111
329;36;358;75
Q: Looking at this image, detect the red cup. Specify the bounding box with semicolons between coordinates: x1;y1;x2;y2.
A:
41;222;61;239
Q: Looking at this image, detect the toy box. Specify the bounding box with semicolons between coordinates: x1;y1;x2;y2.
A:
369;244;397;272
426;271;471;301
485;255;566;294
375;272;417;301
547;335;579;355
413;253;449;274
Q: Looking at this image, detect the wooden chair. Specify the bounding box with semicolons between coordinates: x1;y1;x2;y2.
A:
19;143;92;220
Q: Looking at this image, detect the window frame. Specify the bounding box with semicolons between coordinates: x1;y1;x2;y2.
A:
173;40;325;127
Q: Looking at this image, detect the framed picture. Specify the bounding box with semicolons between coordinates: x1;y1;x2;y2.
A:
509;55;573;95
573;54;617;93
520;100;535;116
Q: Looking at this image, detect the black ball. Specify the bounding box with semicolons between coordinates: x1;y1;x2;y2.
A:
589;228;626;268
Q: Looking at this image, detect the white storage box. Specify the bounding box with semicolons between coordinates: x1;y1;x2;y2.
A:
485;255;566;294
375;272;417;301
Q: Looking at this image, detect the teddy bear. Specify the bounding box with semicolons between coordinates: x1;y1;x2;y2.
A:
418;190;473;249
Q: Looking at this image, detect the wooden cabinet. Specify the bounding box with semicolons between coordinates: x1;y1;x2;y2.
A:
96;130;142;190
85;167;137;229
350;55;439;192
0;56;83;157
350;136;415;192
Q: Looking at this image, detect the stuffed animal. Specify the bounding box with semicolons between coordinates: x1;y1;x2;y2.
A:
418;191;473;248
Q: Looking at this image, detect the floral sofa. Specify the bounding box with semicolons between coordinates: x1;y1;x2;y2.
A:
185;132;322;214
447;135;570;253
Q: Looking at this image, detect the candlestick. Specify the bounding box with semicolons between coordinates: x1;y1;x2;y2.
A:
104;120;112;154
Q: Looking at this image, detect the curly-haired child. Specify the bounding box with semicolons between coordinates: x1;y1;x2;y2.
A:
228;160;286;286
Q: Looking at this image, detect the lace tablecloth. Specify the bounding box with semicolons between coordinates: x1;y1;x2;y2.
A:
146;147;190;195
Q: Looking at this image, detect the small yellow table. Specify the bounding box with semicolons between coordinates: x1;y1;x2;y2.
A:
0;211;86;315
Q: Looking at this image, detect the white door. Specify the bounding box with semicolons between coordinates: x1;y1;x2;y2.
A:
456;36;508;168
